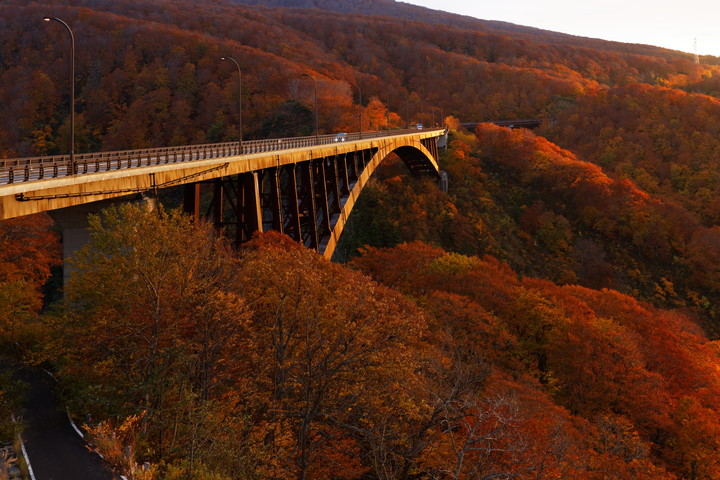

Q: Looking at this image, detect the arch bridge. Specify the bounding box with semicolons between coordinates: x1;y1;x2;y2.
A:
0;128;446;261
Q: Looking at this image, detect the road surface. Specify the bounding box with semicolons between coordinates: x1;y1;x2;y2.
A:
17;367;115;480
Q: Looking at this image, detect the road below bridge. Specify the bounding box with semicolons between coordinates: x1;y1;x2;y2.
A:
17;367;116;480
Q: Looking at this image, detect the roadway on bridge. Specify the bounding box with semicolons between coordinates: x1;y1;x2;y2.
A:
0;129;437;186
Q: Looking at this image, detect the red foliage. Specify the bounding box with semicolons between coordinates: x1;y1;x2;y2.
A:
0;213;60;290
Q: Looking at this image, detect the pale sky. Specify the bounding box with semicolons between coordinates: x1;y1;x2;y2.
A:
404;0;720;57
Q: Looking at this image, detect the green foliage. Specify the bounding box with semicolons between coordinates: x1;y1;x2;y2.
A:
332;182;402;261
162;461;232;480
0;370;26;441
0;280;37;347
0;215;61;356
259;100;314;138
429;251;483;275
48;204;251;473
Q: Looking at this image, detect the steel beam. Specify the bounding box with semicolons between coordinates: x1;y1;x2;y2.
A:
284;164;302;242
326;156;341;213
314;159;331;239
338;154;351;197
267;167;283;233
299;162;318;250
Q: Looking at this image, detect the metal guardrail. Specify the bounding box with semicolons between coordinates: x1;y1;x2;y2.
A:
0;129;444;185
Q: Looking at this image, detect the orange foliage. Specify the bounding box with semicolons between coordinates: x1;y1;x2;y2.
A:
542;83;720;226
353;239;720;479
0;214;60;289
0;214;60;345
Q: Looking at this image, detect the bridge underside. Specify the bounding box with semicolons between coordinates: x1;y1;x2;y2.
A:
184;138;440;259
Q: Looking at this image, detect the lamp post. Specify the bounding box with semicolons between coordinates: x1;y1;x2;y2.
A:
352;82;362;139
220;56;243;154
43;16;75;175
301;73;318;144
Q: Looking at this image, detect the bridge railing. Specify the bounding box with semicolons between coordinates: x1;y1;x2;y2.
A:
0;128;444;185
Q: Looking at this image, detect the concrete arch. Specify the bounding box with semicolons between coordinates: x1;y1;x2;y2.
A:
321;137;441;260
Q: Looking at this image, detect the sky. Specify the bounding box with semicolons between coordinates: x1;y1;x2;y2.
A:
404;0;720;57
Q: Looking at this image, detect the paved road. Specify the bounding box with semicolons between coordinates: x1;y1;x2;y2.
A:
17;368;116;480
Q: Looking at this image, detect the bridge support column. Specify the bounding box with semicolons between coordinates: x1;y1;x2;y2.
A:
327;156;342;210
284;165;302;243
299;162;318;250
49;196;157;286
238;171;262;242
267;168;283;233
183;183;201;221
439;170;448;193
338;154;350;197
315;159;331;242
213;178;224;231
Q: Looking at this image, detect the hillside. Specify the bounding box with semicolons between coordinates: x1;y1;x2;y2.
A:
4;0;720;478
2;0;720;157
227;0;716;59
1;204;715;479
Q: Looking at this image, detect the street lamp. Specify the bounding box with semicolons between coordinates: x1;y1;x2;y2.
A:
220;56;243;154
43;16;75;175
301;73;318;144
352;82;362;139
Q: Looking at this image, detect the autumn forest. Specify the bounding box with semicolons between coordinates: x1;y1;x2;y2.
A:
3;0;720;478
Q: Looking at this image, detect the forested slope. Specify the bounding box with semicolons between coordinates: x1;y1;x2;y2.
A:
3;0;720;478
2;0;720;157
1;203;715;479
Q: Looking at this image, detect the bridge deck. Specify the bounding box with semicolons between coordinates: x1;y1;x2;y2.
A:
0;129;445;220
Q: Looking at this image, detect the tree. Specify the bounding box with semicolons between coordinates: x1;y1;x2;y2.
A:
234;232;431;479
365;97;389;131
260;100;314;138
49;204;251;474
49;209;437;478
0;214;60;350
